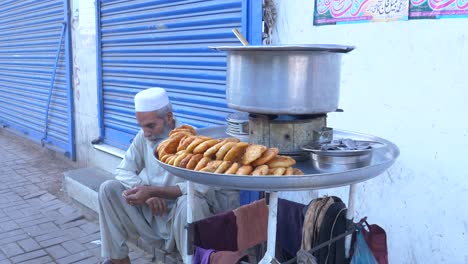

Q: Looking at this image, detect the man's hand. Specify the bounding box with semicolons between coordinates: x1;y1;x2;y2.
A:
122;185;153;205
146;197;167;216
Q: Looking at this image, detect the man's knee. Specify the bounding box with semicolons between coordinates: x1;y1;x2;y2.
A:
175;194;211;221
99;179;124;199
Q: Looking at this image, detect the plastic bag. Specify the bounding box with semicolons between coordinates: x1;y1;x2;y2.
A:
351;218;389;264
350;228;378;264
360;220;388;264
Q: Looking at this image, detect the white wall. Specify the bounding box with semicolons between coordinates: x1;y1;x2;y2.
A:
71;0;122;172
273;0;468;263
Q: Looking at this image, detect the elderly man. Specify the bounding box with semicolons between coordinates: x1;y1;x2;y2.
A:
98;88;215;264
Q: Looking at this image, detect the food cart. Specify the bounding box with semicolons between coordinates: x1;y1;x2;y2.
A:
155;45;399;263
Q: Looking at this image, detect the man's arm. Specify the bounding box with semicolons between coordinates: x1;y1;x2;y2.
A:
114;131;146;188
123;185;182;205
149;185;182;199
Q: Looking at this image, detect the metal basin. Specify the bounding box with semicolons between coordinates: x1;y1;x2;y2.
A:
211;45;354;114
309;150;373;173
302;141;384;173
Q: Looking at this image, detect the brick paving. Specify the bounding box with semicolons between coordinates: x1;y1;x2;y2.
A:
0;129;153;264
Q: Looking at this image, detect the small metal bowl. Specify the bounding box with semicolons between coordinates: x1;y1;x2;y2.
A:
301;141;384;173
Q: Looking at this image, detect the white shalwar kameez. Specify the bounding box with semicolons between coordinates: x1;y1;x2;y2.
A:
98;127;215;264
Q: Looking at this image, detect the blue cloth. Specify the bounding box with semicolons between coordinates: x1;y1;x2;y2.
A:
193;247;215;264
277;198;306;257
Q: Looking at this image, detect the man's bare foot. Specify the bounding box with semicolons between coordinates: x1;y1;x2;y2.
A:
103;256;130;264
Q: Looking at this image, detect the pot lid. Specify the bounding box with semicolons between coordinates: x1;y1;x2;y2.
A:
210;44;355;53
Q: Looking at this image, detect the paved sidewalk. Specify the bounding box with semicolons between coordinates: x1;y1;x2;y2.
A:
0;129;152;264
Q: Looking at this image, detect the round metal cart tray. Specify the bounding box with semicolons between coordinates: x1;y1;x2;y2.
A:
210;44;355;53
154;126;399;191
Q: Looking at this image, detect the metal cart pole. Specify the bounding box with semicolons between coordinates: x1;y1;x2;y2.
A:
259;191;279;264
345;183;357;259
186;181;194;264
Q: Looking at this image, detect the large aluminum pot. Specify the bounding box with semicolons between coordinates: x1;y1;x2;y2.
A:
211;45;354;114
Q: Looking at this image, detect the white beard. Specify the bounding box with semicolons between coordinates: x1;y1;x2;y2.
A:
145;124;172;143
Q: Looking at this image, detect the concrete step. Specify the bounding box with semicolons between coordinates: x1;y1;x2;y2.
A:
64;167;112;212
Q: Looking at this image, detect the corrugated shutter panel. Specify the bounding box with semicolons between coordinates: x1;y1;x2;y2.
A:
0;0;74;159
98;0;243;149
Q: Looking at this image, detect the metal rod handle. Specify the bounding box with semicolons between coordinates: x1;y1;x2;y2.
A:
42;22;66;144
232;28;250;46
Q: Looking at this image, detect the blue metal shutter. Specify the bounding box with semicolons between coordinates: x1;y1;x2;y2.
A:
0;0;75;159
97;0;260;149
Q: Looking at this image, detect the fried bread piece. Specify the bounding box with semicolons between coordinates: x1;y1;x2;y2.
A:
185;136;211;153
225;162;240;174
156;141;167;154
157;138;173;157
203;138;240;158
236;165;254;175
241;144;267;165
173;151;190;167
178;153;194;168
266;155;296;168
215;161;232;174
169;131;192;140
158;150;168;160
224;137;241;143
215;142;237;160
284;167;294;176
223;142;249;162
293;168;304;175
270;167;286;176
193;139;220;154
203;141;224;158
200;160;223;172
251;165;269;176
177;125;196;135
251;148;279;167
162;133;190;154
194;157;211;171
186;154;203;170
169;129;193;137
160;154;174;163
177;135;197;151
166;155;177;166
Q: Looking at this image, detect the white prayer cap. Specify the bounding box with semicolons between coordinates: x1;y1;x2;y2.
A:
134;88;170;112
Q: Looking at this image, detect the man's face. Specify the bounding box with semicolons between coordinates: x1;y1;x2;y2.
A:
136;111;171;142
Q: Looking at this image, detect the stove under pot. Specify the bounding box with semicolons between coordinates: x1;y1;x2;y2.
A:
248;113;331;159
225;112;250;142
